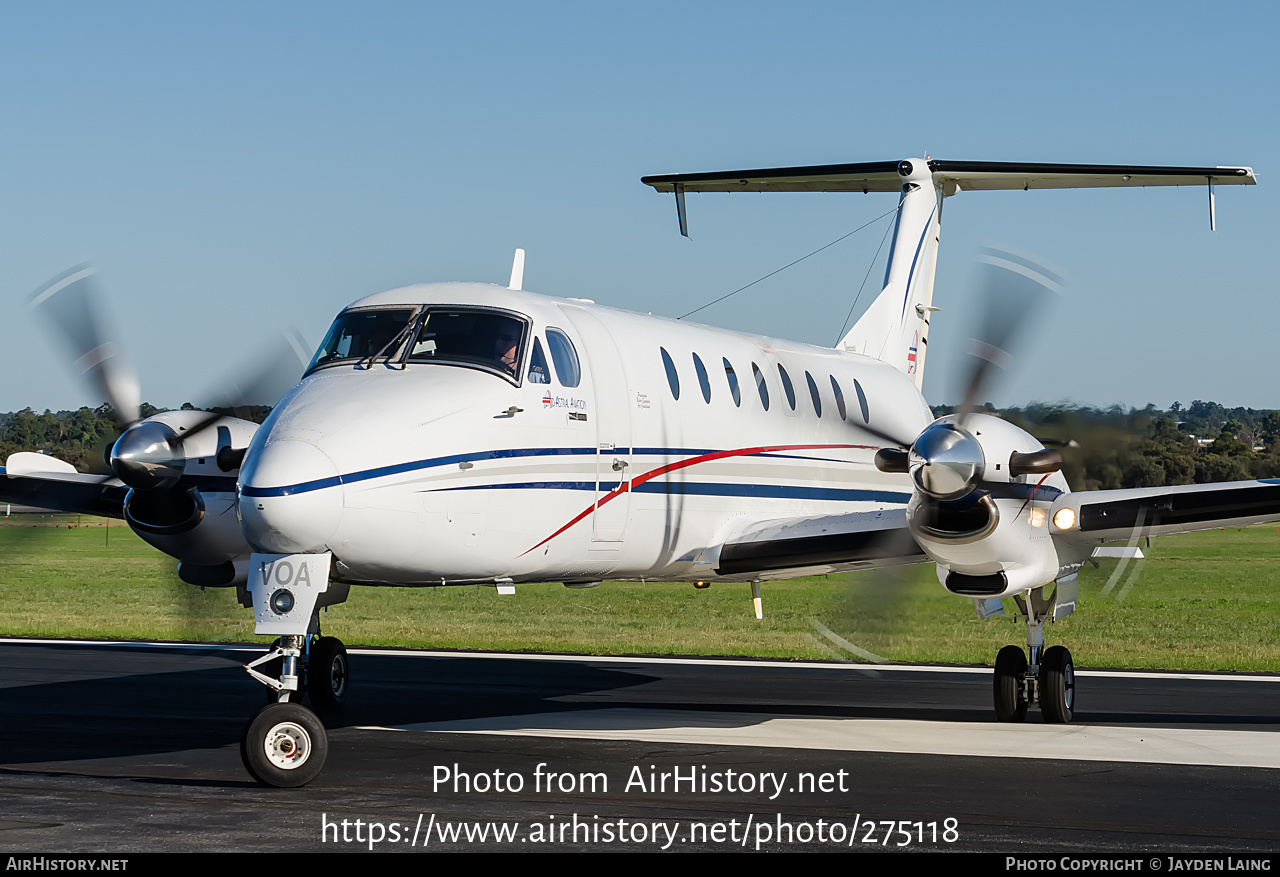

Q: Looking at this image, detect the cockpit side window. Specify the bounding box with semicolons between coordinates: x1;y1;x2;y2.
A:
545;328;581;387
528;337;551;384
308;308;415;371
405;307;530;381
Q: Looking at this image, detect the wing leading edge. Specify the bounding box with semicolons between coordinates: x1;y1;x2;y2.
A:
1052;479;1280;544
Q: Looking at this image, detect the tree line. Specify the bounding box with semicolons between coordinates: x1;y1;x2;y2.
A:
0;404;272;474
931;401;1280;490
2;399;1279;490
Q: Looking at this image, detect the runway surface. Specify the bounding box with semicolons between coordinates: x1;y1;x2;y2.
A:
0;638;1277;853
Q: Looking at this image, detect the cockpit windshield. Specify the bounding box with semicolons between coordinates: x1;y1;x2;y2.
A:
307;305;533;382
406;308;529;380
308;308;415;370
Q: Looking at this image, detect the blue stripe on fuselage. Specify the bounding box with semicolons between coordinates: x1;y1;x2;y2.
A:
240;445;868;498
432;480;909;504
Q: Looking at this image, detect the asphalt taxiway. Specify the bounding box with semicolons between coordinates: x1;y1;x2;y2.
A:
0;639;1277;853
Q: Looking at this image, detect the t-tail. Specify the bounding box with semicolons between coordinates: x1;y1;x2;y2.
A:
642;158;1255;390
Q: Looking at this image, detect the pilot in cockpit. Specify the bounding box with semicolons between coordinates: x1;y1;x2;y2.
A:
493;329;520;375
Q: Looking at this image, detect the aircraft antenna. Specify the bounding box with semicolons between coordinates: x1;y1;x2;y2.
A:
834;212;897;344
508;248;526;290
677;206;897;321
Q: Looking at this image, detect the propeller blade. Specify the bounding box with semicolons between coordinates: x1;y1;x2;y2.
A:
28;265;141;426
860;419;916;451
956;247;1063;427
174;328;312;446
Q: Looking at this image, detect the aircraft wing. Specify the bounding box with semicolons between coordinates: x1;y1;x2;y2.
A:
0;454;127;519
1050;479;1280;544
714;508;927;580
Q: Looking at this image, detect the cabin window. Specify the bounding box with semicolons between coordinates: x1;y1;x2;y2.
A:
778;364;796;410
805;371;822;418
693;353;711;403
545;328;581;387
404;307;530;381
661;348;680;400
853;378;870;423
309;308;415;370
830;375;847;421
752;362;769;410
723;358;741;407
527;337;551;384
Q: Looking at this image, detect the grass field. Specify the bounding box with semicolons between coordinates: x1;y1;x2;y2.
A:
2;513;1278;670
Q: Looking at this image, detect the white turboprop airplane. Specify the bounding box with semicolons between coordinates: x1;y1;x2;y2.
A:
3;157;1272;788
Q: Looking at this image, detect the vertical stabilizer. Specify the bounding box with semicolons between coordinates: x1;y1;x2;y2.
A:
838;160;942;389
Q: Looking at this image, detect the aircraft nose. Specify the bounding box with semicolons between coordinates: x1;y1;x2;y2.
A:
238;439;343;554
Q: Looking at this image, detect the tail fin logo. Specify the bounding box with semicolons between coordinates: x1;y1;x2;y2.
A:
907;331;919;374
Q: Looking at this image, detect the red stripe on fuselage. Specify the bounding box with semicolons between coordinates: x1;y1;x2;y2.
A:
517;443;876;557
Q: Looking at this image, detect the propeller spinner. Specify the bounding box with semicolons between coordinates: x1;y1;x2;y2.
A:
909;422;985;500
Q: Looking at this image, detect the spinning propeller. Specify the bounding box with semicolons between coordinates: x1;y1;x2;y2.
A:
813;248;1068;660
28;265;141;431
873;247;1065;502
28;264;308;492
19;264;311;637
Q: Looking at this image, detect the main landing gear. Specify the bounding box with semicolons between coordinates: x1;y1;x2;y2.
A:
241;624;349;787
991;582;1076;724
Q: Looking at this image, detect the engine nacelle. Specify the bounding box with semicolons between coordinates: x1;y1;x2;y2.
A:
905;414;1089;598
116;411;260;585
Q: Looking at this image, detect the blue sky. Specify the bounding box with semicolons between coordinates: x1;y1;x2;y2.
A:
2;1;1276;413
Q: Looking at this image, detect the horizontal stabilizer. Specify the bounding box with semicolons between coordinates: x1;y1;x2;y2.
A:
928;160;1255;191
642;160;906;193
641;159;1255;194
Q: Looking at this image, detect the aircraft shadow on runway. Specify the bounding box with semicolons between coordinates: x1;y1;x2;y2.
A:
1;644;1277;769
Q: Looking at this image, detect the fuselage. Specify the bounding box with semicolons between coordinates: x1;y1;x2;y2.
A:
237;282;933;585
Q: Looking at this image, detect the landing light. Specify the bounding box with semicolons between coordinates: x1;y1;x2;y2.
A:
1052;508;1076;530
270;589;295;615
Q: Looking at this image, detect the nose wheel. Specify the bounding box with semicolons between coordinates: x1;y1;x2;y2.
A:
241;702;328;787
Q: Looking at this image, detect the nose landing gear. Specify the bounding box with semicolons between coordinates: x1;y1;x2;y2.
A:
240;552;350;787
242;630;349;786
